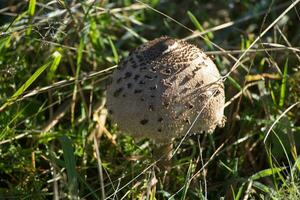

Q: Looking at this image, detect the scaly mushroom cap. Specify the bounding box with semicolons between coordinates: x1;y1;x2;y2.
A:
107;36;225;143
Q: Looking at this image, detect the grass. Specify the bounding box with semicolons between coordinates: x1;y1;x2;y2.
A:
0;0;300;199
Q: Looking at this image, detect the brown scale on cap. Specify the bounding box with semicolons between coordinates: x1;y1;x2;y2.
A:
107;36;225;144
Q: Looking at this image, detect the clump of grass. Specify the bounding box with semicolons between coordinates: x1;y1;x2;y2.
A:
270;181;300;200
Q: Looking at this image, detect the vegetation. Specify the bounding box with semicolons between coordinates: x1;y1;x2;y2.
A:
0;0;299;199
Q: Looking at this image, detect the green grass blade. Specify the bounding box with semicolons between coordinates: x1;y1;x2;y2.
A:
58;135;78;199
47;51;62;81
187;11;213;49
292;156;300;172
76;37;84;77
181;160;195;200
252;181;272;194
269;81;278;106
28;0;36;16
228;76;242;91
71;36;85;125
279;59;288;107
249;167;285;181
0;35;11;52
187;11;202;31
122;25;148;43
108;37;119;64
234;182;245;200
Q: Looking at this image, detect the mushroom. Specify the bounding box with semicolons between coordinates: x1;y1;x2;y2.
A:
106;36;225;176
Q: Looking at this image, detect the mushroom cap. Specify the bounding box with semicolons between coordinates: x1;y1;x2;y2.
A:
107;36;225;143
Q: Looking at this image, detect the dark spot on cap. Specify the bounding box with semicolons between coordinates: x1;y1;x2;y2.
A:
192;68;199;75
180;75;192;86
136;54;143;60
162;68;172;75
182;87;188;93
150;66;157;72
139;80;145;84
149;105;154;111
192;53;198;60
117;77;122;83
162;79;172;87
113;88;123;97
124;72;132;79
196;80;204;87
140;66;147;71
145;75;153;80
149;85;157;90
214;89;221;97
129;57;134;63
163;101;170;107
187;103;194;109
134;89;142;94
140;119;148;125
122;59;128;65
106;77;113;86
185;118;191;124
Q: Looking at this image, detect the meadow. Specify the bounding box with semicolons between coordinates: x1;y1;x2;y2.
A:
0;0;300;199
